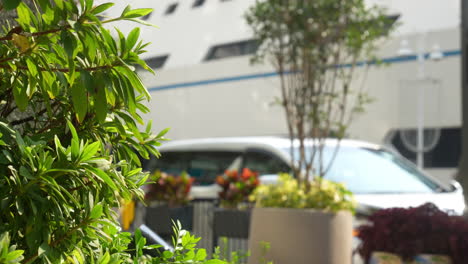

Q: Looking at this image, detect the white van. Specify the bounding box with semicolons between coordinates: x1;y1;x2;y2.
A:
143;136;465;215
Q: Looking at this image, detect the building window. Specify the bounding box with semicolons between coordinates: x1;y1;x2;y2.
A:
387;127;461;168
193;0;205;8
141;13;152;21
384;14;400;31
204;39;258;61
137;55;169;71
165;3;178;15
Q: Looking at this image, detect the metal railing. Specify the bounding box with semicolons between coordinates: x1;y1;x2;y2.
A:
137;199;249;259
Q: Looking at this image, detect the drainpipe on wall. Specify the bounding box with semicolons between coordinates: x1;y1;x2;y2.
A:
459;0;468;216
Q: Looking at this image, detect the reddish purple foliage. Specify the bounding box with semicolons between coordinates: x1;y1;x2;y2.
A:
357;203;468;264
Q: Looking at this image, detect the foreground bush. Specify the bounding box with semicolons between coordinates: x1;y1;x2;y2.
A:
0;0;226;263
357;203;468;264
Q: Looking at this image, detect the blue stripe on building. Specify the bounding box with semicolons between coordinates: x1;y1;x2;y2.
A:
148;49;461;93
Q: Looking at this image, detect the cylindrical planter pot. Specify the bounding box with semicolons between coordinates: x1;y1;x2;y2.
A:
248;207;353;264
145;204;194;237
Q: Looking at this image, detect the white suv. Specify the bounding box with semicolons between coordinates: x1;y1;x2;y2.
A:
143;136;465;214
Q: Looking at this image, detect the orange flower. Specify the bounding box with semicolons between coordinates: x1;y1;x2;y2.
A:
215;175;225;186
226;170;238;180
241;168;253;180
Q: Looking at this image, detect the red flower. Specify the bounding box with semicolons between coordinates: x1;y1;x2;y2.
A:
226;170;238;180
241;168;254;180
216;168;259;208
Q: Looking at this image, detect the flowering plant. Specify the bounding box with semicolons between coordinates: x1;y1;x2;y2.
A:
215;168;260;209
144;171;194;207
252;174;356;212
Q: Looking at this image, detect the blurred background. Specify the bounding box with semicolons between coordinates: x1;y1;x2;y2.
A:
104;0;462;184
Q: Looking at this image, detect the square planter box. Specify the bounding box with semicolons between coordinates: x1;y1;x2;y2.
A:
144;204;194;237
213;208;251;248
213;208;251;238
248;207;352;264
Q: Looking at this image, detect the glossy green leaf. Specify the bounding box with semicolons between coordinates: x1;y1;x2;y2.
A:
156;128;170;139
17;2;32;26
1;0;20;10
95;83;108;123
89;203;103;219
5;249;24;261
91;3;114;15
66;120;78;140
62;31;77;59
122;8;153;19
53;0;64;9
71;73;89;123
37;0;52;10
195;249;207;261
12;84;28;111
26;58;38;77
126;28;140;50
42;5;56;24
84;33;97;62
81;141;101;162
86;166;117;190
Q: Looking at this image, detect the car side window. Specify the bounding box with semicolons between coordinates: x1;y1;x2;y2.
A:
146;151;242;186
243;151;289;175
146;152;188;176
187;152;240;185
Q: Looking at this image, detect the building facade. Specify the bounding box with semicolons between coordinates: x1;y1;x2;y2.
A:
106;0;462;181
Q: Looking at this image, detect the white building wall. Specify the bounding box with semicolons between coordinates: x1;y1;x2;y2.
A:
139;27;461;144
103;0;461;68
367;0;460;34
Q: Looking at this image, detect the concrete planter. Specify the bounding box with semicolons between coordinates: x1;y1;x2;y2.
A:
212;208;251;248
144;204;194;237
247;207;353;264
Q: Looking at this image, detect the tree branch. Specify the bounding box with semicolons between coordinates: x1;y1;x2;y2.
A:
22;218;92;264
10;101;60;126
0;16;125;42
0;63;120;73
0;26;67;42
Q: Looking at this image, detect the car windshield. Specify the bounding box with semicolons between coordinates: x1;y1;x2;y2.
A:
282;146;441;194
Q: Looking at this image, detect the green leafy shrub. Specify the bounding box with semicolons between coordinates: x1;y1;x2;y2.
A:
0;232;24;264
0;0;225;263
212;237;250;264
131;222;225;264
252;174;356;213
212;237;273;264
